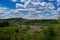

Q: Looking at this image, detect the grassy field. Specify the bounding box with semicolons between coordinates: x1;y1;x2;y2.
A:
0;25;60;40
0;19;60;40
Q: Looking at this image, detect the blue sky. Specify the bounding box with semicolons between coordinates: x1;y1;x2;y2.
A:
0;0;60;19
0;0;57;9
0;0;16;9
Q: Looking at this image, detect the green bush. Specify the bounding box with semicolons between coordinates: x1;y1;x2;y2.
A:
40;26;56;40
0;22;10;27
0;25;59;40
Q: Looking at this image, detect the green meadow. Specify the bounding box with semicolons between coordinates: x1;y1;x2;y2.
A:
0;18;60;40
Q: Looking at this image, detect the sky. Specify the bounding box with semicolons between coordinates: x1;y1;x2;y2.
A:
0;0;60;19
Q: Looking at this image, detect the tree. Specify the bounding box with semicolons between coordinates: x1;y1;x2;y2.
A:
40;26;56;40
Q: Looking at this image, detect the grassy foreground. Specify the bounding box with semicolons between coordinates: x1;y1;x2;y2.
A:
0;19;60;40
0;25;60;40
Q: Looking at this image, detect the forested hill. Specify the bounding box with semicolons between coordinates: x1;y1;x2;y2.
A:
0;18;59;27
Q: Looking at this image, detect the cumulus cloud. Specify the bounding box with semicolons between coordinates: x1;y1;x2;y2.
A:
57;0;60;6
57;7;60;11
0;7;9;13
16;0;31;8
57;0;60;2
16;1;55;10
0;0;59;19
57;3;60;6
20;0;29;3
16;3;25;8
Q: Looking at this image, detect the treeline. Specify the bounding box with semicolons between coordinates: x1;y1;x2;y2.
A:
0;18;59;27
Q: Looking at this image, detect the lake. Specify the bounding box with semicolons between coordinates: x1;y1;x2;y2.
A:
17;25;48;28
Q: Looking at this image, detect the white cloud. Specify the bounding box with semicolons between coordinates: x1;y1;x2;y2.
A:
40;2;47;6
51;10;57;14
31;1;40;6
47;3;55;10
57;0;60;2
20;0;29;3
0;7;9;13
0;7;59;19
57;0;60;6
57;7;60;11
16;3;25;8
0;0;59;19
16;0;31;8
57;2;60;6
16;1;55;10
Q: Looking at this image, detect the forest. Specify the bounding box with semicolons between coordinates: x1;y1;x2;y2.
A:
0;18;60;40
